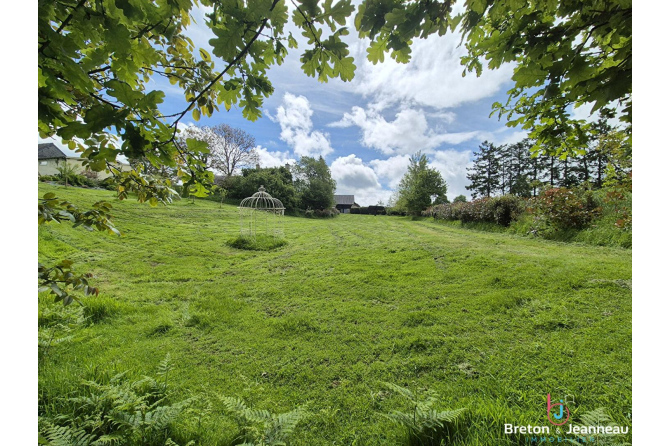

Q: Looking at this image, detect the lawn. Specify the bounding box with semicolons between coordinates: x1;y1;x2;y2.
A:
38;184;632;445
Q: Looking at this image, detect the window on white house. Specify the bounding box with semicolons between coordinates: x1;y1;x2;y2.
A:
40;161;48;165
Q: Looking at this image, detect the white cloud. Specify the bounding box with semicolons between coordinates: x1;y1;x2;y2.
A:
369;155;410;189
256;147;295;168
330;106;479;155
275;93;334;158
348;30;514;110
473;128;529;147
331;154;381;190
427;111;457;124
429;150;473;200
369;150;473;200
329;149;474;205
330;154;393;206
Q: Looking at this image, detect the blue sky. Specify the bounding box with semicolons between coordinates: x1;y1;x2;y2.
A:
40;2;575;205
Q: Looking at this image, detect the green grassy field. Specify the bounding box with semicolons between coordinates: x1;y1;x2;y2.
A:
38;184;632;445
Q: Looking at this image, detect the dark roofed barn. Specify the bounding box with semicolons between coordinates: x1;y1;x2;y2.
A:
334;195;358;214
38;143;67;160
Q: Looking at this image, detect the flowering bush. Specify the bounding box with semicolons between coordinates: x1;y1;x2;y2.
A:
428;196;525;227
534;187;601;230
603;185;632;231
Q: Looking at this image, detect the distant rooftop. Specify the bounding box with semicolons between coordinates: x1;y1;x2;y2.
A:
38;143;67;160
334;195;356;205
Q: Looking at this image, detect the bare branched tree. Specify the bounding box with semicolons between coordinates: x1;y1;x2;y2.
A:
208;124;259;177
179;124;259;180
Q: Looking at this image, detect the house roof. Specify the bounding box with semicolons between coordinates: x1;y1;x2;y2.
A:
334;195;356;205
38;143;67;160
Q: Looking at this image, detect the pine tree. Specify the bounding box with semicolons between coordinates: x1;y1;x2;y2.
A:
507;139;533;197
466;141;500;199
585;108;617;188
497;143;512;195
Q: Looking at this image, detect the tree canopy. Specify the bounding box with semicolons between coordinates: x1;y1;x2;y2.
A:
292;156;337;210
39;0;632;198
462;0;631;155
397;152;447;216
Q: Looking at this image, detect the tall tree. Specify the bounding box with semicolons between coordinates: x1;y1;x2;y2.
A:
466;141;500;199
585;109;618;188
558;157;579;188
497;144;512;195
507;139;533;197
292;156;337;210
188;124;259;178
397;152;448;216
226;165;298;211
527;153;548;197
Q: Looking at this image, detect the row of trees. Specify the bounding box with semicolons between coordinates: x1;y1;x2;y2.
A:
222;156;336;212
138;123;337;212
467;111;632;199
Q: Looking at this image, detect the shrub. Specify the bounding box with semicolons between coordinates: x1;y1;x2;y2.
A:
385;207;406;216
534;187;601;230
315;207;339;218
429;196;524;227
39;174;59;182
95;177;117;190
489;195;525;226
218;395;307;446
305;207;339;218
602;185;632;231
82;169;99;180
227;234;287;251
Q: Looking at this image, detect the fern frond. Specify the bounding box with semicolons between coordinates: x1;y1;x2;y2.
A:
381;382;416;401
157;353;173;377
379;383;465;440
92;434;125;445
244;409;274;423
41;423;95;446
565;408;631;446
218;395;249;414
434;408;466;423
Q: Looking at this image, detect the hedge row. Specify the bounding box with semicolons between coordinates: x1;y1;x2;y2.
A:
425;195;525;227
425;188;604;231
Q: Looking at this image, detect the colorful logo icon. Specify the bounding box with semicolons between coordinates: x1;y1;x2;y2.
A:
546;393;570;426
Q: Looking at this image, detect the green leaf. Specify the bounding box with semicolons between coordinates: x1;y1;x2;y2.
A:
38;67;47;88
333;56;356;82
367;38;386;64
185;138;209;154
288;33;298;49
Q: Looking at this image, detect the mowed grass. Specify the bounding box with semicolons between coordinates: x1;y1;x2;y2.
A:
38;184;632;445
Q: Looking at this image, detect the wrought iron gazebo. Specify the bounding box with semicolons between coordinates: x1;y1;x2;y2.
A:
238;186;285;239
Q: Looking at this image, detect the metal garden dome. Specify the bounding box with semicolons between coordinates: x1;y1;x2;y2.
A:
238;186;285;238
